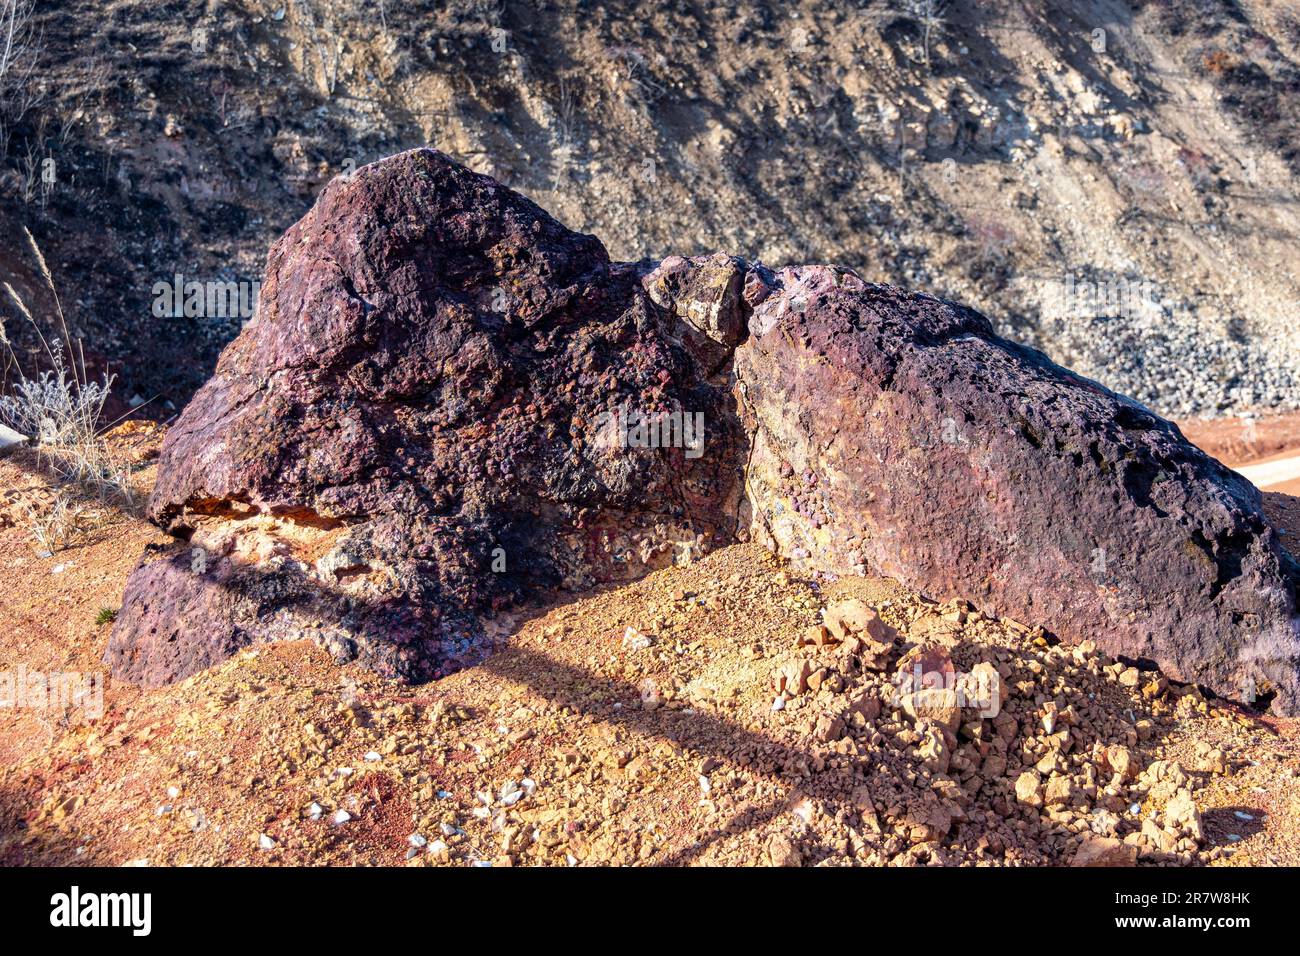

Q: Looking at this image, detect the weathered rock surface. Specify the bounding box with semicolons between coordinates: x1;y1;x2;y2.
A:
736;266;1300;713
108;148;1300;713
107;149;748;686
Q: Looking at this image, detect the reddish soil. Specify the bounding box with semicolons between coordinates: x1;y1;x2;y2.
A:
1;419;1299;866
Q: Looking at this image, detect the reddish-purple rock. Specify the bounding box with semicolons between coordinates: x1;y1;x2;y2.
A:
107;149;747;686
735;265;1300;714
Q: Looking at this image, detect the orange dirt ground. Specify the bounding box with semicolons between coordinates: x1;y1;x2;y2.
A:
2;416;1300;867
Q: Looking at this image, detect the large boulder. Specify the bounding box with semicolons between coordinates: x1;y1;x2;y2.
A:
735;265;1300;713
106;148;1300;713
106;149;749;686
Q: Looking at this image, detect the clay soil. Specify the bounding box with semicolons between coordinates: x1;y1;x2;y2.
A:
3;420;1300;867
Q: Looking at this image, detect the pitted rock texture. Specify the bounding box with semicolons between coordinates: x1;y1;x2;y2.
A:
108;148;1300;714
735;266;1300;714
107;149;748;686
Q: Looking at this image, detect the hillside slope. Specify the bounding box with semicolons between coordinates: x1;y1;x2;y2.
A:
1;0;1298;416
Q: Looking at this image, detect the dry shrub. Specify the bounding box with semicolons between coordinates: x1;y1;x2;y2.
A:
0;227;134;506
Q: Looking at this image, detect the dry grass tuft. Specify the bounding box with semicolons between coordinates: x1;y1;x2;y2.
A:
23;489;84;554
1;228;135;506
